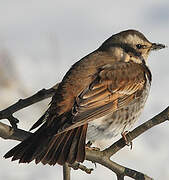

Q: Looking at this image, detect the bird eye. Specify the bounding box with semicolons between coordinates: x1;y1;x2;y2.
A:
136;44;143;49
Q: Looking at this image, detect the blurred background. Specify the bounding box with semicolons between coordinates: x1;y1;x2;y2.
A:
0;0;169;179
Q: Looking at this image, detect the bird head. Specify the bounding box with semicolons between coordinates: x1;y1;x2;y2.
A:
100;29;166;64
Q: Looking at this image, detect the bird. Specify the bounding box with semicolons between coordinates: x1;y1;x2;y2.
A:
4;29;165;166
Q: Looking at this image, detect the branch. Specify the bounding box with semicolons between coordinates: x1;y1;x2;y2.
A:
103;106;169;158
0;122;31;141
0;86;168;179
1;107;168;179
86;149;153;180
69;162;93;174
0;87;56;128
85;106;169;179
63;163;71;180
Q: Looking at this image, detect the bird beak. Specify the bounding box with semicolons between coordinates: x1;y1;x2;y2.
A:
151;43;166;51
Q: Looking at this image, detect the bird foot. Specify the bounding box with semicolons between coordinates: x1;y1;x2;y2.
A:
121;131;133;149
86;141;100;151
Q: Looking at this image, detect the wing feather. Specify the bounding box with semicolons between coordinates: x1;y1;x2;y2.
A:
31;62;150;134
56;62;149;133
71;62;146;124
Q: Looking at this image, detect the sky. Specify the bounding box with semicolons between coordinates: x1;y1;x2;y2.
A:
0;1;169;180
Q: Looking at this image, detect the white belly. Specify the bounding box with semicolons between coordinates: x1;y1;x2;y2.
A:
87;80;150;142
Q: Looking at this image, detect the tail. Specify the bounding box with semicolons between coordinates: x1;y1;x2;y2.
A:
4;124;88;165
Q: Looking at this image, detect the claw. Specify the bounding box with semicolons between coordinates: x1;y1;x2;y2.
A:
8;115;19;129
121;131;133;149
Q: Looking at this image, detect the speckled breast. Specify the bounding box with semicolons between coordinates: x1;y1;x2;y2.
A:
87;78;151;142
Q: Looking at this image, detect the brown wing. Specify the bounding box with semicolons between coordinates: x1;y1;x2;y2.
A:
5;61;150;166
57;61;149;132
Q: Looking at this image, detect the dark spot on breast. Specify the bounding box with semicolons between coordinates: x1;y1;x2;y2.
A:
111;113;116;119
125;113;129;120
98;127;105;132
128;119;131;124
107;121;113;127
120;118;124;124
132;116;136;120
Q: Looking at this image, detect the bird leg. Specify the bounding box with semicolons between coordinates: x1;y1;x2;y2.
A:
121;131;133;149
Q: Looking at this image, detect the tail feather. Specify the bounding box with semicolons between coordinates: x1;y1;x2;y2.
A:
5;125;48;163
57;127;79;165
76;124;87;161
4;124;88;165
29;112;47;131
40;130;72;165
35;134;64;164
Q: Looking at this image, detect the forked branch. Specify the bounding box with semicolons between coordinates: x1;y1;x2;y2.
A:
0;87;168;179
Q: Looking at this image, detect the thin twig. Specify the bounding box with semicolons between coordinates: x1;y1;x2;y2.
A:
117;174;124;180
63;163;71;180
0;119;154;179
86;150;153;179
69;162;94;174
102;106;169;158
0;87;56;127
0;122;31;141
0;88;55;119
124;168;153;180
0;86;168;179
